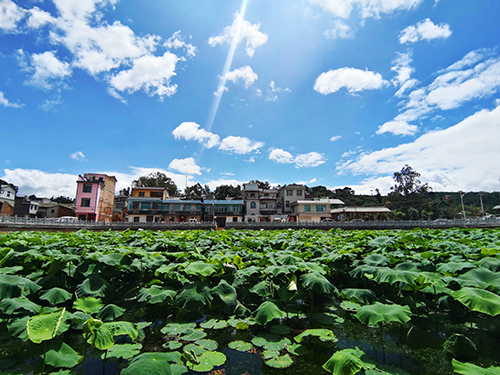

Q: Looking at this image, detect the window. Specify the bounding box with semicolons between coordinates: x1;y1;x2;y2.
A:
286;190;293;196
285;201;290;208
83;184;92;193
138;192;145;197
51;209;55;213
297;190;303;196
316;205;326;212
133;217;140;222
132;202;140;209
250;202;256;209
81;198;91;207
304;205;311;212
152;202;158;210
173;205;180;210
184;205;191;211
277;202;282;209
146;216;153;222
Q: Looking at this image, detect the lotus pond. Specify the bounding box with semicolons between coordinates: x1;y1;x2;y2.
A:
0;228;500;375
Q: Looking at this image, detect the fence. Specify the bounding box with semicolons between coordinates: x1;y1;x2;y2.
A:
1;215;499;231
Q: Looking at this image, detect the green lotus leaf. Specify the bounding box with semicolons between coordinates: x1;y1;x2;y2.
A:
478;257;500;272
44;340;82;368
287;343;308;356
175;282;212;311
263;349;280;359
73;297;103;314
228;340;253;352
0;247;14;267
39;288;72;305
187;351;226;372
96;304;126;321
300;272;334;294
98;253;124;267
297;261;328;275
103;343;142;360
458;268;500;292
180;329;206;342
355;302;412;327
138;285;177;304
86;323;114;350
270;324;290;335
200;319;228;330
294;329;337;343
265;354;293;369
122;352;182;375
211;279;237;313
264;265;298;277
363;254;390;266
184;262;216;277
341;288;376;304
27;307;66;344
161;322;196;336
373;267;421;286
340;300;361;312
275;252;302;265
252;333;291;350
312;312;344;325
7;315;29;341
368;237;395;249
436;262;475;275
170;363;189;375
0;297;40;314
254;301;286;325
366;364;411;375
452;359;500;374
76;274;110;298
451;287;500;316
249;280;272;298
227;316;255;328
104;321;139;340
164;340;183;350
0;274;41;299
184;343;204;357
195;339;218;351
322;348;365;375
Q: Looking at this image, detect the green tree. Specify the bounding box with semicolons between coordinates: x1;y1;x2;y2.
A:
132;172;177;196
184;183;209;199
214;184;242;200
390;165;431;196
248;180;271;189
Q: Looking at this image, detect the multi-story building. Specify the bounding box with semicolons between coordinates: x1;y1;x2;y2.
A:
278;184;307;221
13;196;40;217
0;180;17;215
127;192;244;224
75;173;117;222
291;198;345;222
242;183;283;222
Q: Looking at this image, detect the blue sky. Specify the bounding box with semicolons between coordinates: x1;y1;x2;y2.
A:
1;0;500;198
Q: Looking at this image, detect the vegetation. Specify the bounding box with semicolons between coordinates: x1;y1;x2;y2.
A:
0;228;499;374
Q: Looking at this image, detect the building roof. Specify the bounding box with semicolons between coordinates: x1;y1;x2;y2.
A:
493;205;500;210
331;206;390;213
293;199;345;205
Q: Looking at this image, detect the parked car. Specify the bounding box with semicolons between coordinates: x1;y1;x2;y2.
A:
188;218;198;223
321;219;334;222
56;216;79;223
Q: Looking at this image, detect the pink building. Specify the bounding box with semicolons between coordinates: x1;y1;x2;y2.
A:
75;173;117;222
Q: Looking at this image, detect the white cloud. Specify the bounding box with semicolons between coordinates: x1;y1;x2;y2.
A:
376;120;418;136
269;149;294;164
164;30;196;59
219;136;264;154
26;51;72;89
330;135;342;141
0;91;22;108
2;169;78;197
380;49;500;135
269;149;326;168
168;157;202;175
70;151;86;161
172;122;220;149
308;0;423;19
109;52;179;99
338;105;500;192
390;51;416;92
266;81;291;101
294;152;326;168
208;12;268;57
399;18;451;44
0;0;25;31
221;66;258;89
324;20;355;40
27;6;54;28
314;67;386;95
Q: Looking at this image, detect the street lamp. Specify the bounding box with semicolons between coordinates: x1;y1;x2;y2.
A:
460;191;469;221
